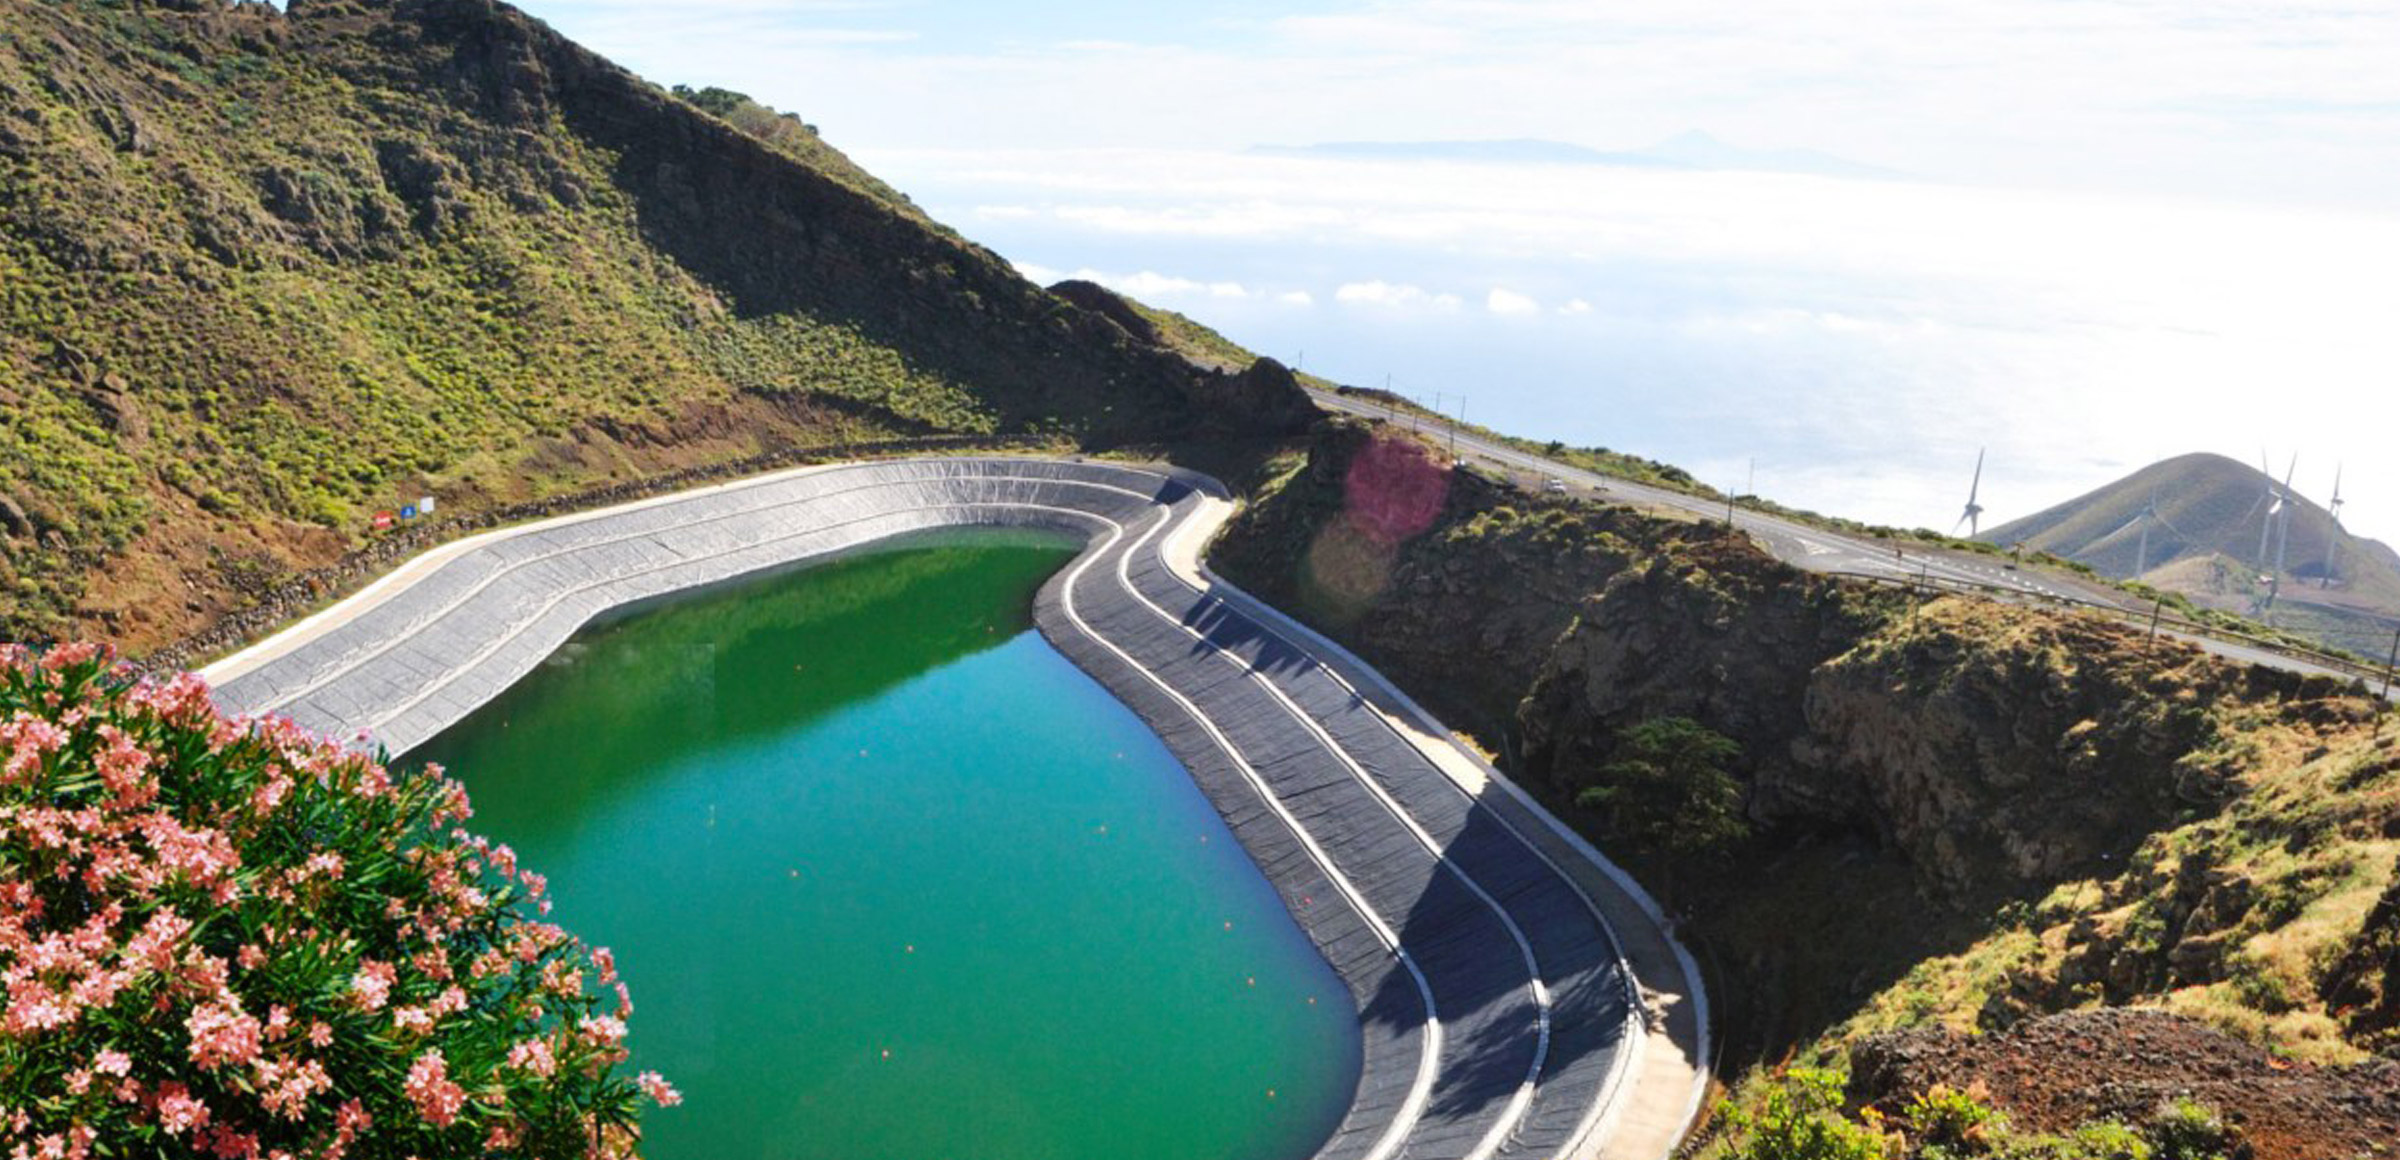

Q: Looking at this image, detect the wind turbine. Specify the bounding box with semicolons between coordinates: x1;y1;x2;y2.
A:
2262;454;2299;614
2322;465;2346;588
2123;471;2197;577
2248;449;2281;569
1954;449;1986;538
2136;487;2161;576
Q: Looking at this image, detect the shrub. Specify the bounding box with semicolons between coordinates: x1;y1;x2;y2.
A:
2067;1121;2154;1160
1907;1083;2005;1152
0;643;674;1159
2145;1098;2241;1160
1575;716;1750;857
1722;1067;1891;1160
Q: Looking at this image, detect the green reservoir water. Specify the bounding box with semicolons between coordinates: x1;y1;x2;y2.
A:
409;530;1362;1160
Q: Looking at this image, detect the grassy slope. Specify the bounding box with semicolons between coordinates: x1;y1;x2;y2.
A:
0;0;1210;648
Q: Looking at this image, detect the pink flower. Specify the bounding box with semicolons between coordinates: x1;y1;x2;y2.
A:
95;724;156;809
125;909;192;969
349;960;396;1011
204;1123;258;1159
2;713;69;783
155;1081;213;1135
254;1056;331;1121
185;999;265;1070
39;641;106;670
635;1071;682;1108
403;1050;467;1127
506;1037;556;1077
576;1014;626;1048
4;979;77;1035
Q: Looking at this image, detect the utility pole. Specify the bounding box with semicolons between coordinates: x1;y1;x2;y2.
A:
1449;396;1464;463
2385;623;2399;702
2148;597;2164;640
1727;458;1753;526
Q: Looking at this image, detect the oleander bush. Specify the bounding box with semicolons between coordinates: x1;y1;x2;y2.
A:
0;642;674;1159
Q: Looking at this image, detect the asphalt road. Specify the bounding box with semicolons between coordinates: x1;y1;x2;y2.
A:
1307;388;2389;696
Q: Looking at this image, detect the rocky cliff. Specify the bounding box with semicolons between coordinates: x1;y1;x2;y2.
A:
1215;420;2398;1073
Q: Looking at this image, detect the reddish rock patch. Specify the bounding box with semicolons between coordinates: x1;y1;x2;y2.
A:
1851;1010;2400;1160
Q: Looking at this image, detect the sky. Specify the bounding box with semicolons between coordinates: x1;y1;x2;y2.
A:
510;0;2400;545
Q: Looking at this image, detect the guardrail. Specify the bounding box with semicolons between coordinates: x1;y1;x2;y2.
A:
1826;568;2398;692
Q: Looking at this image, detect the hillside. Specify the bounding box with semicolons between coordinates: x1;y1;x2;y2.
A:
1987;453;2400;654
1214;422;2400;1158
0;0;1306;650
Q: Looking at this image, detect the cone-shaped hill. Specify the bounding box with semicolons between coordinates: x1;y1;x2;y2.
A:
1985;453;2400;648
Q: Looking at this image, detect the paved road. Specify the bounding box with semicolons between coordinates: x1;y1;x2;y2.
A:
1309;388;2390;696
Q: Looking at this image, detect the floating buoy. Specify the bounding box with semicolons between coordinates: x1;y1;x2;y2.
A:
1246;976;1255;987
880;1048;891;1060
1307;997;1317;1006
1222;921;1233;931
904;944;915;954
1267;1089;1277;1100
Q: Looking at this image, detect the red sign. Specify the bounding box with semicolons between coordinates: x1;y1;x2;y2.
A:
373;511;395;531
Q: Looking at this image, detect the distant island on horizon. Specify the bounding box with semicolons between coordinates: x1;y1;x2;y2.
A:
1249;130;1905;180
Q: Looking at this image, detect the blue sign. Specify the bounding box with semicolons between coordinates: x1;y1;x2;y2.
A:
400;505;418;521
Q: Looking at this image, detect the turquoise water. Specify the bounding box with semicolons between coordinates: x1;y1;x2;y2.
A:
409;530;1362;1160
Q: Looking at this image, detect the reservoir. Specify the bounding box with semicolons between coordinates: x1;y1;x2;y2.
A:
408;529;1364;1160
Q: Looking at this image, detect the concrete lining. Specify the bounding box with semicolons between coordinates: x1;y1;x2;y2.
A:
204;457;1706;1160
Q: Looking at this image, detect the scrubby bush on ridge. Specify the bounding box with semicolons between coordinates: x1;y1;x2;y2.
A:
0;643;674;1159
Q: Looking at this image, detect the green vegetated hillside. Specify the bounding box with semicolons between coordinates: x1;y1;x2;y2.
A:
0;0;1306;650
1214;421;2400;1160
1988;453;2400;657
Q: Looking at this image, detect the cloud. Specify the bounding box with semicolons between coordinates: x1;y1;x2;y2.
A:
953;144;2400;541
1486;287;1540;315
1008;262;1253;301
512;0;2400;210
1335;280;1464;310
1277;290;1317;307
